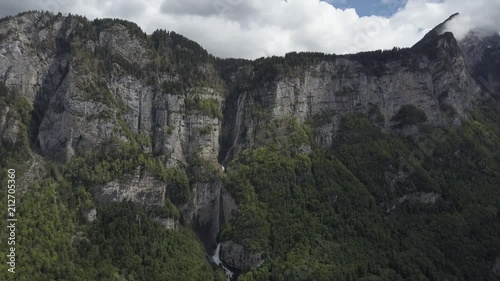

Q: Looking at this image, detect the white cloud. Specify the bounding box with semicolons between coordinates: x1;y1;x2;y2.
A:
0;0;499;59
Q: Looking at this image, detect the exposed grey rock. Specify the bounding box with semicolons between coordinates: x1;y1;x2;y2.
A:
181;179;223;250
153;217;178;230
225;33;480;154
0;106;19;146
81;208;97;223
220;241;264;272
459;29;500;74
0;11;483;166
459;29;500;96
95;168;166;208
386;192;441;213
98;23;149;68
397;192;441;205
0;12;73;103
17;154;47;194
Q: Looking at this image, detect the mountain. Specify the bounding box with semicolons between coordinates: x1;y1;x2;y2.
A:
0;11;499;281
459;29;500;98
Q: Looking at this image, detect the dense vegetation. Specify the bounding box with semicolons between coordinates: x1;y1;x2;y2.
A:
0;83;225;281
221;100;500;281
1;11;500;281
391;105;428;129
2;77;500;281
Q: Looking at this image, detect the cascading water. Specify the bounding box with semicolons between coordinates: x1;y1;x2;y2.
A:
211;93;247;281
222;92;247;167
212;243;234;280
210;92;247;280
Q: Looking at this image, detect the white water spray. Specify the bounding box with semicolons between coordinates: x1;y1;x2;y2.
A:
212;243;234;280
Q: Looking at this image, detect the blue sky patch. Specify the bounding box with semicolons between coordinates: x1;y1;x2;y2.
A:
323;0;407;17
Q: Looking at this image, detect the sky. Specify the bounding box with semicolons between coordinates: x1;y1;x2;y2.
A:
324;0;407;17
0;0;499;59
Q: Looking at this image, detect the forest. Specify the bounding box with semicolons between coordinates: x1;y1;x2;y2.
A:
1;77;499;280
0;13;499;281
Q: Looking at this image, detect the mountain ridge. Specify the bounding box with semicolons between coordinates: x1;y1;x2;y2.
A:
1;10;500;280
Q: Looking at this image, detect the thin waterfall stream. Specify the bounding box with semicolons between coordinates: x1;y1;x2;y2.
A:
212;243;234;280
210;92;247;280
222;92;247;167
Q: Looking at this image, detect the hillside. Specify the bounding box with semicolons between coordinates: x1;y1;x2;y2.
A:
0;10;499;281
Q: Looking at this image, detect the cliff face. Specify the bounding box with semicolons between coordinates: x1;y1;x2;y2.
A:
0;11;493;273
0;12;228;251
459;29;500;97
220;32;480;157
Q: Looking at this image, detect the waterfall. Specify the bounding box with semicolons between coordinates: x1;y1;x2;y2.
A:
222;92;247;167
212;93;246;280
212;243;234;280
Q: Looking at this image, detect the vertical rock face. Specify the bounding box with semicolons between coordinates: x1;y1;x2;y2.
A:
181;179;223;249
0;11;495;273
95;168;166;207
0;12;62;103
0;12;228;250
0;106;19;146
220;33;480;155
1;12;481;162
152;88;223;166
459;30;500;97
220;241;264;272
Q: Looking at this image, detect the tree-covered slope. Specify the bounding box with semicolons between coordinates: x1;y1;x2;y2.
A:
223;100;500;281
0;10;499;281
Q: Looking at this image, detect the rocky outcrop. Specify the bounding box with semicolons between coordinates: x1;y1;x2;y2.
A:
17;154;47;194
0;12;483;162
81;208;97;223
153;217;178;230
0;106;19;146
459;30;500;96
397;192;441;205
0;12;66;103
152;88;223;167
95;168;166;207
220;241;264;272
385;192;441;213
383;192;441;214
180;179;226;250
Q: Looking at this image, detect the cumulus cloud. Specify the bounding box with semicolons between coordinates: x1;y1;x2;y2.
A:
0;0;498;59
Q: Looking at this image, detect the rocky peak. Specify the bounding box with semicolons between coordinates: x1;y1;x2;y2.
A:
412;12;460;51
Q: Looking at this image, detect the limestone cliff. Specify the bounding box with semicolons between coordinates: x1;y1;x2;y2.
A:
0;11;495;274
0;11;228;252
